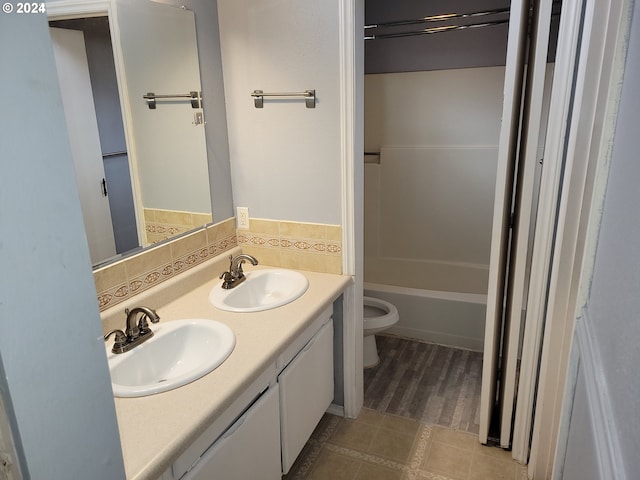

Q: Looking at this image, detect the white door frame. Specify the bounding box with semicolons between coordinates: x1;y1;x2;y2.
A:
338;0;364;418
525;0;633;476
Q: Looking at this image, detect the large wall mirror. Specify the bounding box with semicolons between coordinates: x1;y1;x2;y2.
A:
47;0;214;267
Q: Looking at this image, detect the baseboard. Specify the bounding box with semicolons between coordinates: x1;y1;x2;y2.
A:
327;403;345;417
575;309;626;479
386;326;484;352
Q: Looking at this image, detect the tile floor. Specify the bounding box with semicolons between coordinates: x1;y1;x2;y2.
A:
283;408;527;480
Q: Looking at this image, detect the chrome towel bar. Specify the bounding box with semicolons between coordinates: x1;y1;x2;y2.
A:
251;89;316;109
143;91;202;110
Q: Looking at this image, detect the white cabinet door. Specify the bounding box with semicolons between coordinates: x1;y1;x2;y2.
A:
279;320;334;474
182;385;281;480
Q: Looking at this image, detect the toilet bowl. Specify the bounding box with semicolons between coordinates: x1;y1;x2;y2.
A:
363;296;399;368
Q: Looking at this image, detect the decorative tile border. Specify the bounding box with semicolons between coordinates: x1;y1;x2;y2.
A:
145;224;193;244
237;232;342;256
236;219;342;274
97;282;130;311
95;217;342;312
94;219;236;311
143;208;213;244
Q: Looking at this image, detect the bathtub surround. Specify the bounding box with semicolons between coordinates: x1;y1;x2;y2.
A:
94;217;343;311
364;69;506;296
365;284;486;351
143;207;213;244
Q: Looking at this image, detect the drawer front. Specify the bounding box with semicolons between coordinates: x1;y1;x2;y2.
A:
277;305;332;372
172;365;276;478
279;320;334;474
181;385;281;480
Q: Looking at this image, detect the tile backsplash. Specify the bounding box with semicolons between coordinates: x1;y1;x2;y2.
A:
94;217;343;312
143;207;213;244
94;218;236;311
237;218;342;275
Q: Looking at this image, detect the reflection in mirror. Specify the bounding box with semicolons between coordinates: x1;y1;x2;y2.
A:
48;0;212;267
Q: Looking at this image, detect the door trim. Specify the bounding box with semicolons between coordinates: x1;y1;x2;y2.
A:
338;0;364;418
527;0;634;477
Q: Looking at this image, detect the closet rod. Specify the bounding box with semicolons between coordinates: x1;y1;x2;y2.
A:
365;1;561;30
365;19;509;40
364;7;509;30
364;1;561;40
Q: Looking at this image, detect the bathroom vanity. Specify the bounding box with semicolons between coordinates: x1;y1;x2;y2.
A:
100;249;351;479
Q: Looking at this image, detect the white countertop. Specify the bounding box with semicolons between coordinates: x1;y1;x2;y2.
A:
101;249;351;480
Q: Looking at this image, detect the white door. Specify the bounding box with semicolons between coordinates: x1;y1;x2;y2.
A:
480;0;560;450
499;0;555;449
479;0;531;445
50;27;117;264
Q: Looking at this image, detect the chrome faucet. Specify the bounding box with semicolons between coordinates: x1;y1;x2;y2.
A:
219;254;259;289
104;306;160;354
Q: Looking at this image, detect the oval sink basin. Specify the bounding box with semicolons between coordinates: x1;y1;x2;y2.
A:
106;319;235;397
209;269;309;312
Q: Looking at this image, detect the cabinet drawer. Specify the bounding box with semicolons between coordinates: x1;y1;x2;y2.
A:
172;365;275;479
277;305;332;372
181;385;281;480
279;319;334;474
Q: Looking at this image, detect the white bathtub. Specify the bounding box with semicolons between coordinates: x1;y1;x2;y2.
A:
364;282;487;352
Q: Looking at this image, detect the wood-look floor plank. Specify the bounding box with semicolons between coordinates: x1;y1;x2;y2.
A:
364;335;482;434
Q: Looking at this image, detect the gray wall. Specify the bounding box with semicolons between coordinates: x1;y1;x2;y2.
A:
217;0;345;225
0;12;125;479
563;1;639;477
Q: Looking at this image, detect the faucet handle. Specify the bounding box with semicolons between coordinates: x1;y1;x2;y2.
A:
138;317;152;335
104;329;127;350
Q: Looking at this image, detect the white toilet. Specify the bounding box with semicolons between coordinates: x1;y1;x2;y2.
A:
363;296;399;368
